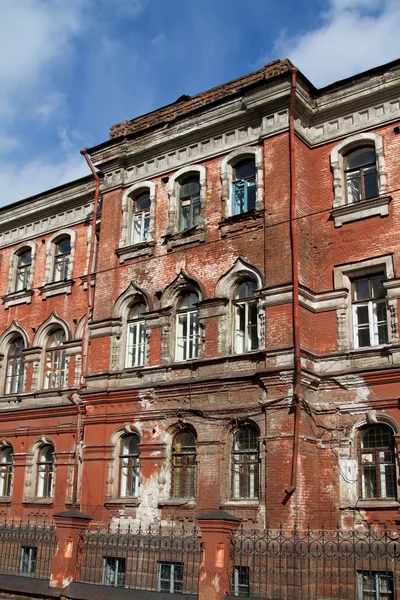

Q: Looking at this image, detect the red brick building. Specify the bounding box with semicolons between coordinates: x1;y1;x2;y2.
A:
0;58;400;530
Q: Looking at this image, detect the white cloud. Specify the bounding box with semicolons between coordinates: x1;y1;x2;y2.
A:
271;0;400;87
36;92;67;121
0;154;89;206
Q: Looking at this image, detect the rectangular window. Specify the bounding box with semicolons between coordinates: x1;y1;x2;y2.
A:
233;566;250;597
352;275;388;348
132;210;150;244
358;571;393;600
176;311;199;361
103;557;126;587
20;546;37;575
158;562;183;594
126;321;146;367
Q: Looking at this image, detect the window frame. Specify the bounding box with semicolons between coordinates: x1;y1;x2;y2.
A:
231;158;257;216
103;556;126;587
36;444;55;498
357;571;394;600
5;337;25;395
179;176;201;231
220;147;263;219
158;561;184;594
166;165;206;238
231;428;260;501
125;303;147;368
53;236;71;283
0;446;13;497
20;546;37;575
344;147;378;205
232;565;250;597
131;191;151;245
119;434;140;498
15;249;32;292
43;329;67;390
171;430;196;499
234;281;259;354
359;425;397;501
119;181;156;251
352;274;388;349
176;293;200;362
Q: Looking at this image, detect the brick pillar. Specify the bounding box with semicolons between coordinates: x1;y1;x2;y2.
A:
197;509;241;600
50;509;91;588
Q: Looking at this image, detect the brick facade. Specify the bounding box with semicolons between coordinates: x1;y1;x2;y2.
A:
0;58;400;530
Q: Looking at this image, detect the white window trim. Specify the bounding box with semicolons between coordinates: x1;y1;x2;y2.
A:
119;181;156;248
23;437;56;503
220;146;263;218
106;426;141;502
33;313;70;391
333;256;400;351
166;165;206;236
7;242;37;295
215;258;265;354
176;306;200;361
126;318;146;368
330;133;389;226
0;323;29;396
43;229;76;285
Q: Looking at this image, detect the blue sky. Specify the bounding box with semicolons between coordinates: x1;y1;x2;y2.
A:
0;0;399;206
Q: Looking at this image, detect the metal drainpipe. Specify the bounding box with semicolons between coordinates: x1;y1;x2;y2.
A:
67;149;101;509
285;67;302;497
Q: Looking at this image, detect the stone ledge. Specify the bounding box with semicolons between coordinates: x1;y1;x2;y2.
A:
104;498;140;508
163;227;205;251
116;240;155;263
2;289;34;309
39;279;74;299
332;195;391;227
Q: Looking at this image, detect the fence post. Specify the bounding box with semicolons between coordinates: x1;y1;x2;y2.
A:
50;509;92;588
197;510;241;600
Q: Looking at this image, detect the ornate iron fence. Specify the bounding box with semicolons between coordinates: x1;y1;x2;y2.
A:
231;524;400;599
0;518;57;579
77;522;202;594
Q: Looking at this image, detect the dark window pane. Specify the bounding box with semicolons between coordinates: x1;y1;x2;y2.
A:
346;148;376;169
371;276;385;299
354;279;370;301
358;326;371;347
135;193;150;211
234;159;256;181
356;305;369;325
364;168;378;199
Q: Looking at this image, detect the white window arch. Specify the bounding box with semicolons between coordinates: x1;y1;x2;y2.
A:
166;165;206;235
330;133;389;226
221;146;263;218
43;229;76;285
33;313;71;391
0;444;13;497
119;433;140;497
36;443;55;498
234;281;259;353
120;181;156;248
5;242;37;304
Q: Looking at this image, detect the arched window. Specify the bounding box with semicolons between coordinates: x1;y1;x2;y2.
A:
234;281;258;353
171;431;196;498
120;434;140;497
232;428;259;499
126;303;146;368
5;337;25;394
232;158;256;215
53;236;71;282
179;176;200;231
0;446;13;497
131;192;150;244
176;293;199;361
36;444;54;498
15;249;32;292
43;329;66;389
360;425;396;500
345;147;378;204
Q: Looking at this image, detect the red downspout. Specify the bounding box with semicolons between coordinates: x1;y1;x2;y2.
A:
67;149;101;509
285;67;301;497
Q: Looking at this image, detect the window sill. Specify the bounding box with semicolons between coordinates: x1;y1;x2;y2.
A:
220;500;260;508
332;195;391;227
2;289;34;308
116;240;155;263
219;209;264;236
0;496;11;504
22;497;54;505
39;279;73;299
158;499;195;507
355;500;400;509
163;227;205;251
105;497;140;508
